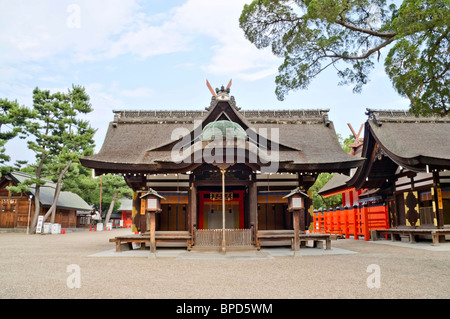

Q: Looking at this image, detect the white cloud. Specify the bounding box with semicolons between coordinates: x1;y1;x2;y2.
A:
119;87;154;98
0;0;279;81
169;0;280;81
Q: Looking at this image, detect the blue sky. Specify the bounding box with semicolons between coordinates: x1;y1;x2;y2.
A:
0;0;409;165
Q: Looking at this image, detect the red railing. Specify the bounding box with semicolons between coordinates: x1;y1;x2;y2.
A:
312;204;389;241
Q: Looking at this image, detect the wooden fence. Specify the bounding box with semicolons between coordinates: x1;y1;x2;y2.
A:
312;204;389;241
194;228;253;247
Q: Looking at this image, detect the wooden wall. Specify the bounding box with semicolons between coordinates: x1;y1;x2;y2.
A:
1;185;77;229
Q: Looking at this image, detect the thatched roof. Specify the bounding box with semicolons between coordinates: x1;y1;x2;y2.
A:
80;94;363;175
346;109;450;190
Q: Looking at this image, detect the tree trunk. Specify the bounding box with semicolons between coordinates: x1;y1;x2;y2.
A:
103;191;118;229
42;160;72;224
30;155;47;233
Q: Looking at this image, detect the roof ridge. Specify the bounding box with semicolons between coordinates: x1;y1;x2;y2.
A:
366;108;450;125
112;108;330;123
11;171;55;184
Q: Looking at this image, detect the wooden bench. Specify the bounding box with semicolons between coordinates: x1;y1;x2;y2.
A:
256;230;332;250
110;231;193;252
299;233;332;250
256;230;294;250
374;228;450;245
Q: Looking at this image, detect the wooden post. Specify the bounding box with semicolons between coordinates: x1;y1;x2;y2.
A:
189;177;197;237
222;172;226;252
248;176;258;244
149;212;156;253
293;209;300;252
433;170;444;228
299;207;306;232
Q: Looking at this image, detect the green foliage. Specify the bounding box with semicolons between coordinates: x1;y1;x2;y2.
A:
87;174;132;215
308;133;355;209
27;85;96;163
309;173;343;209
4;85;97;229
0;99;34;174
240;0;450;116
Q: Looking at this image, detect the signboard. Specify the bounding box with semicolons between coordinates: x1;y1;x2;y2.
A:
437;188;443;210
140;199;146;215
1;199;16;205
210;192;233;201
36;216;44;234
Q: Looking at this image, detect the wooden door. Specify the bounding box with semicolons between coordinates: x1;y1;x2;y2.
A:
1;199;16;228
0;209;15;228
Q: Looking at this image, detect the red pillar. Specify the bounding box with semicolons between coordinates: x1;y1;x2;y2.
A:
362;203;370;241
353;204;359;240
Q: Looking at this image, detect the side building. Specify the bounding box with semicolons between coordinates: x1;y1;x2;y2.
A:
320;109;450;242
0;171;92;230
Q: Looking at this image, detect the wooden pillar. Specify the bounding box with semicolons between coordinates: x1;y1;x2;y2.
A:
248;175;258;244
292;209;300;252
433;171;444;228
221;168;226;253
149;212;156;253
299;207;306;232
189;176;197;235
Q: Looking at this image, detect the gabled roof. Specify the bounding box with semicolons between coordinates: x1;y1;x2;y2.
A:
80;91;363;175
318;173;352;197
347;109;450;191
5;171;92;211
366;109;450;169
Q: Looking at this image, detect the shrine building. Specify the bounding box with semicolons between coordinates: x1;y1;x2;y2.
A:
80;85;363;251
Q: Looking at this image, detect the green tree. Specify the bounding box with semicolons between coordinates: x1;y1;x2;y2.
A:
88;174;132;226
309;134;355;209
60;162;97;204
240;0;449;116
7;85;96;232
0;99;33;174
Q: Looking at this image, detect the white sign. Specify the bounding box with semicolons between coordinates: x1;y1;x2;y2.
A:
36;216;44;234
96;223;103;231
147;198;158;210
292;197;303;208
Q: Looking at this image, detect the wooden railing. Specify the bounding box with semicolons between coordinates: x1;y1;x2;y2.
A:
313;204;389;241
194;228;252;247
419;206;434;225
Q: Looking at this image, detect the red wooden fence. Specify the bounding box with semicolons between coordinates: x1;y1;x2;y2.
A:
312;204;389;241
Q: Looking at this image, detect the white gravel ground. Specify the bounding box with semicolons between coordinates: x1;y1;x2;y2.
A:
0;228;449;299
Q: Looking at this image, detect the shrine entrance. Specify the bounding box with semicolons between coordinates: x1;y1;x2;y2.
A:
198;190;244;230
195;189;252;248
